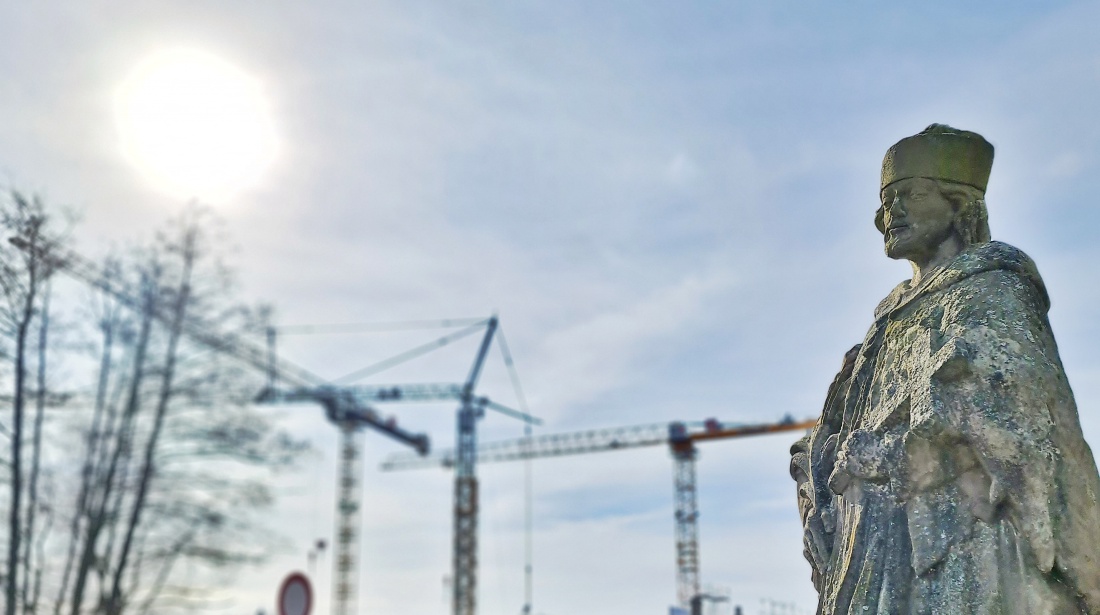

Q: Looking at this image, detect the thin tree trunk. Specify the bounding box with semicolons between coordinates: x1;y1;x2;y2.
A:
69;276;156;615
30;492;52;615
54;300;117;615
8;320;28;615
8;262;38;615
96;442;134;607
106;241;194;615
124;523;148;610
22;282;50;614
87;331;134;595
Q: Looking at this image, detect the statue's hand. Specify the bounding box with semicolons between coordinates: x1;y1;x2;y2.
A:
794;434;835;588
802;509;832;590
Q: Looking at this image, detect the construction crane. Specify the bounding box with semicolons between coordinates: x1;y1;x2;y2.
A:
367;319;537;615
253;386;429;615
278;315;541;615
383;415;816;614
10;236;430;615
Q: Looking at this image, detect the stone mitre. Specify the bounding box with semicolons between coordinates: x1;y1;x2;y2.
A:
880;123;994;192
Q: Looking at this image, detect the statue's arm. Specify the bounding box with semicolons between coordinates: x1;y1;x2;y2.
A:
791;344;859;589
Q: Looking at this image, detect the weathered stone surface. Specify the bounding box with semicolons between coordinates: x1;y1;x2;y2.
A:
791;125;1100;614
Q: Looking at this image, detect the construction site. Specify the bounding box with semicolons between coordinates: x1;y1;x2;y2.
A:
12;234;816;614
238;314;816;615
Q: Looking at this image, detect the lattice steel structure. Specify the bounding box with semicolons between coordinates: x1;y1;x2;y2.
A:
384;415;815;611
670;428;700;607
302;317;538;615
256;386;430;615
451;317;496;615
334;426;364;615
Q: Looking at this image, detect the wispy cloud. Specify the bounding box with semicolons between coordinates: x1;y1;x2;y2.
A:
3;2;1100;614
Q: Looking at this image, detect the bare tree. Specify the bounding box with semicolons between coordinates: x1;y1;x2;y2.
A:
41;205;307;615
0;196;306;615
0;191;58;615
53;267;127;615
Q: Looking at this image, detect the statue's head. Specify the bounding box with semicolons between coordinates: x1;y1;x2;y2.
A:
875;124;993;262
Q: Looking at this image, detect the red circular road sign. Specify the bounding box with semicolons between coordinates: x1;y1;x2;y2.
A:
278;572;312;615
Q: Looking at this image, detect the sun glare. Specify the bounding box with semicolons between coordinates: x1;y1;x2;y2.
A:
116;49;278;201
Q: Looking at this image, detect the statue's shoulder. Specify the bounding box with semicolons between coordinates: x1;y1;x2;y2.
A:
872;242;1050;321
954;241;1036;275
947;241;1050;312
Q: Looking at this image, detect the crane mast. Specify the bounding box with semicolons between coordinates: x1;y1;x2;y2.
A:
669;424;701;607
453;316;497;615
288;318;539;615
383;416;816;613
334;426;364;615
259;386;430;615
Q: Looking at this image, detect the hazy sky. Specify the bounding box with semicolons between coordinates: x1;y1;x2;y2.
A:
3;2;1100;614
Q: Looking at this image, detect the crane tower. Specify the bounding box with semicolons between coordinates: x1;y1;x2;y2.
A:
279;317;540;615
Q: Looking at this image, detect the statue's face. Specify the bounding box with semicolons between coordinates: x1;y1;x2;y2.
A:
879;177;957;263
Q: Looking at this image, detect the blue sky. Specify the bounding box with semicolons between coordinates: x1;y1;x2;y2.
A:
3;2;1100;614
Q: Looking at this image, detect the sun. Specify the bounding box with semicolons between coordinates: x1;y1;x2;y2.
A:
116;49;278;201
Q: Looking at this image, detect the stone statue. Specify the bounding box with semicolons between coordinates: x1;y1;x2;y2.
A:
790;124;1100;614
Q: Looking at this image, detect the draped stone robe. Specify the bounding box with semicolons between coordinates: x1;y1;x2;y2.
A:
792;241;1100;614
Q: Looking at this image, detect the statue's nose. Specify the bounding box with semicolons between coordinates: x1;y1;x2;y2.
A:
886;194;905;216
